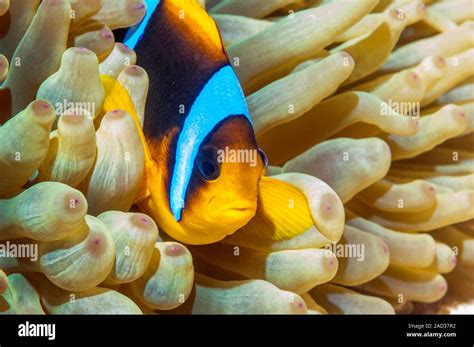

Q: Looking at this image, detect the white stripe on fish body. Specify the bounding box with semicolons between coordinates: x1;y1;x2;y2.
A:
169;65;252;221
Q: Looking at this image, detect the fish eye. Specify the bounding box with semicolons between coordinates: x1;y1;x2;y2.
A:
258;148;269;169
196;147;220;181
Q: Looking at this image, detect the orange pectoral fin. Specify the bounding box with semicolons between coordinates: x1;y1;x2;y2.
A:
223;176;333;251
100;74;153;203
247;176;315;241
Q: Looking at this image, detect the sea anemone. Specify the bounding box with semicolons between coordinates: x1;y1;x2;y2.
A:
1;0;473;315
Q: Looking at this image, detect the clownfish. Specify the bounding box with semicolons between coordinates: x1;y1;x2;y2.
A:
101;0;316;245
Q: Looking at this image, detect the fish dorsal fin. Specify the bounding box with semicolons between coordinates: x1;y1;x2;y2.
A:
100;74;153;201
124;0;225;53
166;0;225;52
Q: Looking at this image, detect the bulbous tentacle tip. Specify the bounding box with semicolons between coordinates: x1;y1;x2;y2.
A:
130;1;146;12
434;55;447;69
107;109;126;118
130;213;156;230
116;42;134;54
290;295;307;314
71;46;93;54
0;0;9;16
31;100;53;116
123;65;145;76
405;71;422;88
101;26;114;41
164;243;187;257
17;99;57;129
86;230;108;257
323;252;338;271
60;111;89;126
61;191;88;219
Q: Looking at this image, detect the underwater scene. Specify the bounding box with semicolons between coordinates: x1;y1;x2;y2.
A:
0;0;473;319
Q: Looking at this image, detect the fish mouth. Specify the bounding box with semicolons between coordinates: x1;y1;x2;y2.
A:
207;197;257;221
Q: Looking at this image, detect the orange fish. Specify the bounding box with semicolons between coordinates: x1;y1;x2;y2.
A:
102;0;316;246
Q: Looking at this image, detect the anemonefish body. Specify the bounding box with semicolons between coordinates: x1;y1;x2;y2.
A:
113;0;266;245
100;0;317;246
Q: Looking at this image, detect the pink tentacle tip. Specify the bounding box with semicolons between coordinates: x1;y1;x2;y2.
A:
436;56;446;66
439;283;447;293
134;2;146;10
107;109;126;121
325;255;336;270
292;299;306;313
109;109;124;118
117;43;131;53
33;101;52;115
88;234;106;255
132;214;155;230
382;242;389;255
67;197;81;208
126;65;143;76
165;244;186;256
74;47;89;53
102;30;114;40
